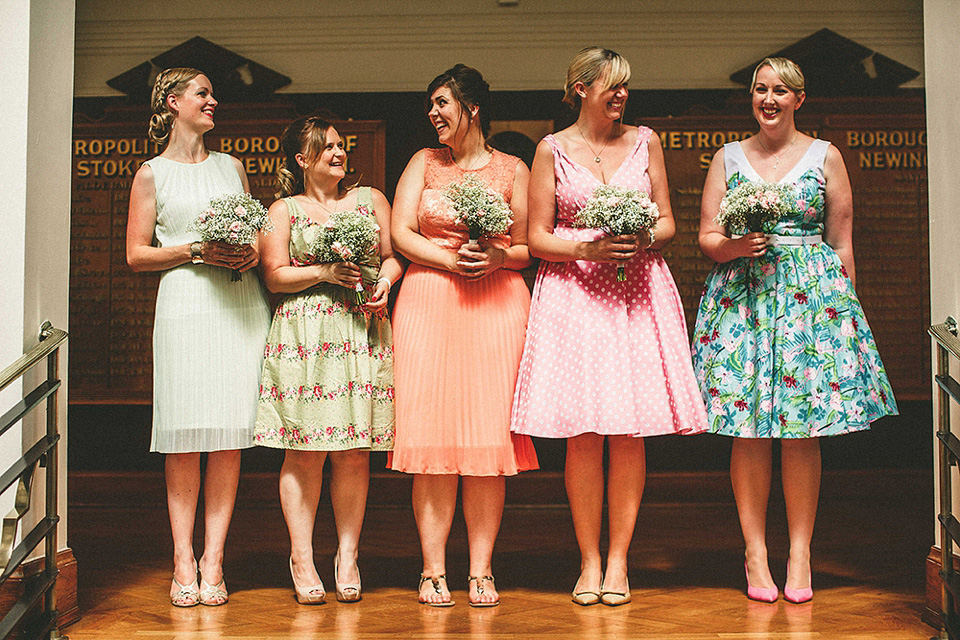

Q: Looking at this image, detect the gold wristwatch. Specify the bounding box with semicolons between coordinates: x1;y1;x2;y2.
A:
190;242;204;264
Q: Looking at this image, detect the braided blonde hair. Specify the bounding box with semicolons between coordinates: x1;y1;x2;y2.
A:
148;67;204;147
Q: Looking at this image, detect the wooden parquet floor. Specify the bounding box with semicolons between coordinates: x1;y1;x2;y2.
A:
64;471;935;639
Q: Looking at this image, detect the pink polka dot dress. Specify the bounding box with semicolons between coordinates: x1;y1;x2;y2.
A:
511;127;708;438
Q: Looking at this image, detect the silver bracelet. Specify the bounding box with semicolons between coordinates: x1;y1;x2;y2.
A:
376;276;392;292
645;227;656;249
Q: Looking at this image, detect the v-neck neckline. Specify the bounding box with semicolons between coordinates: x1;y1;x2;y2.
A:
737;138;817;184
288;195;354;227
550;128;644;186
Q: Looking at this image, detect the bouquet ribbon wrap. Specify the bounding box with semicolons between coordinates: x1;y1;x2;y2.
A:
355;261;379;306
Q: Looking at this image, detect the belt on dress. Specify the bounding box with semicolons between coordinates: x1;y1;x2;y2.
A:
765;234;822;246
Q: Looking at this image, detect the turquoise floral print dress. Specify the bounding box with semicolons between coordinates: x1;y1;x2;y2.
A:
254;187;395;450
691;140;897;438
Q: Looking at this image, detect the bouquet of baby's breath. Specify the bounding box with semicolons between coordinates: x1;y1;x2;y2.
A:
715;181;797;234
190;192;273;281
311;204;380;305
443;174;513;246
574;184;660;282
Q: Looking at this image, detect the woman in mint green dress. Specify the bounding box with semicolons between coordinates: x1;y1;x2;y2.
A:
254;115;402;604
692;58;897;604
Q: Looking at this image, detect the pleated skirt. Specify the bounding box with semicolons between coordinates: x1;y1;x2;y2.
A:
388;264;539;476
152;264;271;453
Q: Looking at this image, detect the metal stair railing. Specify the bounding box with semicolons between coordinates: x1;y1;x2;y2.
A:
0;322;68;640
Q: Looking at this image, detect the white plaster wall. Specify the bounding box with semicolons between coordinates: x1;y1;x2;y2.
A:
23;0;75;552
0;0;31;520
0;0;74;552
925;0;960;548
74;0;923;95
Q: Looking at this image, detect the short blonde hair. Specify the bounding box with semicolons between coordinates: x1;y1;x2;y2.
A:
148;67;204;147
562;47;631;110
750;57;805;94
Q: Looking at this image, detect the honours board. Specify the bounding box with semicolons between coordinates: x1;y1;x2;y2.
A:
70;102;928;403
645;112;928;400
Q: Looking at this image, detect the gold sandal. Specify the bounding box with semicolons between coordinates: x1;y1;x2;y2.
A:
418;573;454;607
468;575;500;607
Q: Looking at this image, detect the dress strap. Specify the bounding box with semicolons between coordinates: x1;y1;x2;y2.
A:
541;133;563;157
722;141;746;182
283;196;304;219
422;148;449;187
356;186;373;211
634;125;653;151
808;139;831;171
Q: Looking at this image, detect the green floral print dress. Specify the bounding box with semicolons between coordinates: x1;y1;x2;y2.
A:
254;188;394;450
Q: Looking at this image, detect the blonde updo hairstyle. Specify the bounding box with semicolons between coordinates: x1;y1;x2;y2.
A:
562;47;631;111
750;57;805;94
148;67;204;147
276;115;356;199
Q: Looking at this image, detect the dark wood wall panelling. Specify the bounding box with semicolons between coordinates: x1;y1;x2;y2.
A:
68;89;930;475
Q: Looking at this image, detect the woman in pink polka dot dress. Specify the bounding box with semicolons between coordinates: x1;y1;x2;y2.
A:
511;47;707;606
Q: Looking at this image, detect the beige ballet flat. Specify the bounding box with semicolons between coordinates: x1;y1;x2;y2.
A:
572;588;601;606
571;575;601;606
600;577;632;606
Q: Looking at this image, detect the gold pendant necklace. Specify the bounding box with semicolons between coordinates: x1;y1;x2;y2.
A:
304;195;341;214
576;122;612;164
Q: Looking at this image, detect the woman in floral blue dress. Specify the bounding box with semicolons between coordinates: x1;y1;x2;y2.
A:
692;58;897;604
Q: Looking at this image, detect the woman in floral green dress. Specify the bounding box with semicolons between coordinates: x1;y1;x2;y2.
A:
692;58;897;604
255;115;402;604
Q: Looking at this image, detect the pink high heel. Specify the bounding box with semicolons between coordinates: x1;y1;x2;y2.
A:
783;561;813;604
744;560;778;603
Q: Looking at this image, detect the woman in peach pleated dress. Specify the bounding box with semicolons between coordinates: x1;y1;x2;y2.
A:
390;64;538;607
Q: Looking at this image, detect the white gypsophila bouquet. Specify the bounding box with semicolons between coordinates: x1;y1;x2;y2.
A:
442;173;513;245
311;204;380;305
574;184;660;282
715;180;797;234
190;192;273;281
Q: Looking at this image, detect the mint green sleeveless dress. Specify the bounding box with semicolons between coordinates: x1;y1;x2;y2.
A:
254;187;394;451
